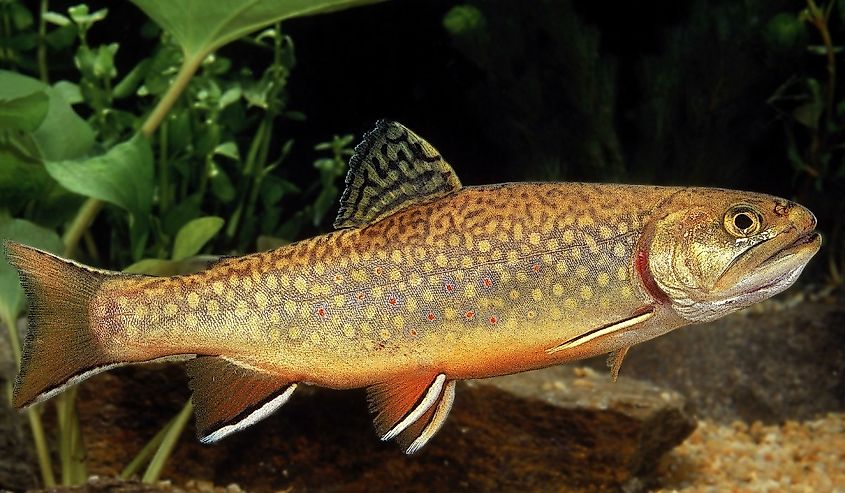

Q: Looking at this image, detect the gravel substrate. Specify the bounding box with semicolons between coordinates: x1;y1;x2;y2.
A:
656;412;845;492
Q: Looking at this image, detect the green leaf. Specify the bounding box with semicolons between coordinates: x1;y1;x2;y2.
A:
0;218;64;324
0;70;94;161
123;255;219;275
0;91;49;132
172;216;224;260
130;0;385;61
45;134;154;259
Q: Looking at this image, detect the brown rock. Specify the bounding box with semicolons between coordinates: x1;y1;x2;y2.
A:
70;364;695;493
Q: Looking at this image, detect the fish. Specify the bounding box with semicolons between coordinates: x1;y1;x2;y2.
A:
5;120;821;454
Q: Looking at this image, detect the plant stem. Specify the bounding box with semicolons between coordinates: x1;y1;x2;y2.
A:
159;119;170;212
120;416;172;480
141;53;205;139
62;199;105;258
37;0;50;83
142;400;192;483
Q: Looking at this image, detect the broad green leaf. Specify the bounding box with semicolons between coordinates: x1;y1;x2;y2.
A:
0;70;94;161
172;216;224;260
0;91;49;132
130;0;384;61
45;133;154;259
0;218;64;325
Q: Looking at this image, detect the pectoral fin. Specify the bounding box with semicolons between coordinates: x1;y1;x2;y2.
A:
607;345;631;383
367;372;455;453
545;308;655;355
186;356;297;443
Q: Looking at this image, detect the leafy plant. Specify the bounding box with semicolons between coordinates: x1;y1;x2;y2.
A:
0;0;380;487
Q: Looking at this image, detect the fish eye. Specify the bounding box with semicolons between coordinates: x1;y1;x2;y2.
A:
724;205;763;237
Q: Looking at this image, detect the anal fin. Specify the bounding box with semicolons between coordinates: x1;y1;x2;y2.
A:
367;372;456;453
186;356;297;443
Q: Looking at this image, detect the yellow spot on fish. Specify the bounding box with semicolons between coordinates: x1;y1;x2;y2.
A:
133;305;147;318
314;262;326;275
461;256;473;268
526;310;537;319
423;262;434;273
207;299;219;316
393;315;405;330
556;261;568;274
164;303;178;316
584;234;598;252
212;281;225;295
444;307;457;320
405;297;418;312
505;318;517;330
562;230;575;244
278;274;290;288
531;289;543;301
448;234;460;247
597;272;610;287
599;297;610;309
509;289;520;300
552;284;564;297
564;298;577;309
284;300;297;315
516;272;528;282
621;286;633;298
266;274;277;290
617;266;628;281
614;242;626;258
391;250;403;264
333;295;346;308
507;250;519;264
235;301;249;318
342;324;355;338
551;307;563;320
409;272;423;287
529;232;541;245
414;247;427;259
435;254;448;267
228;276;240;288
270;312;281;324
380;329;392;341
372;286;384;298
464;284;477;298
364;306;377;320
360;322;372;334
351;269;366;282
546;238;559;250
294;276;307;294
570;247;582;260
599;225;613;239
491;249;503;261
310;332;322;344
575;266;588;279
577;215;595;228
254;291;268;308
513;222;524;240
422;289;434;303
185;313;198;328
580;286;593;300
617;222;629;234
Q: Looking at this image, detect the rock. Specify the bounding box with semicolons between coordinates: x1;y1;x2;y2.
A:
584;298;845;423
70;364;695;492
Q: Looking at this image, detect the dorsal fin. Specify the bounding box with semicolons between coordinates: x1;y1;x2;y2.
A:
333;120;462;229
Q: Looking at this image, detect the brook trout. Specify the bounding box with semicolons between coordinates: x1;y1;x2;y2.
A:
6;121;820;453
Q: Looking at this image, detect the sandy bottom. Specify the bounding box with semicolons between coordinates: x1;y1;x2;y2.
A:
656;412;845;492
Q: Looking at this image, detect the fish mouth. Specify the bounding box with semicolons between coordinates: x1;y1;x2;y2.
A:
722;230;821;300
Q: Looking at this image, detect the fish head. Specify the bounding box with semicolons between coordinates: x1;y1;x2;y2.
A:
643;188;821;323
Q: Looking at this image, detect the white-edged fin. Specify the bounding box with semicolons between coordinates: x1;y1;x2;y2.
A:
382;374;446;441
545;310;655;354
405;380;456;455
201;384;297;443
607;346;630;383
187;356;297;442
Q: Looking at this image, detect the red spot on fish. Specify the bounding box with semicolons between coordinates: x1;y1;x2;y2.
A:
388;296;398;306
426;311;437;322
374;266;384;276
465;310;475;320
316;307;327;319
489;315;498;325
409;328;418;337
355;292;366;301
531;263;542;273
445;283;455;294
482;277;493;288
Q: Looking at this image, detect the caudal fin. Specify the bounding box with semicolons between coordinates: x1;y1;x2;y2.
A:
5;241;119;408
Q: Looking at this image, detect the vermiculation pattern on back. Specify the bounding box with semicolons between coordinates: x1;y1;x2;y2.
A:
96;182;674;385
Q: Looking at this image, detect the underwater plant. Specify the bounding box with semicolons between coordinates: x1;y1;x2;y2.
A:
0;0;379;487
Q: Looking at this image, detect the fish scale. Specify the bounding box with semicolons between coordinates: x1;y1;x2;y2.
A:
5;120;820;454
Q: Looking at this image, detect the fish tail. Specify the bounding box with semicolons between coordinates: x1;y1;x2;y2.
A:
5;241;121;408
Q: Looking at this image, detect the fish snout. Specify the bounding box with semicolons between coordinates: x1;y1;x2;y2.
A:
788;202;818;234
